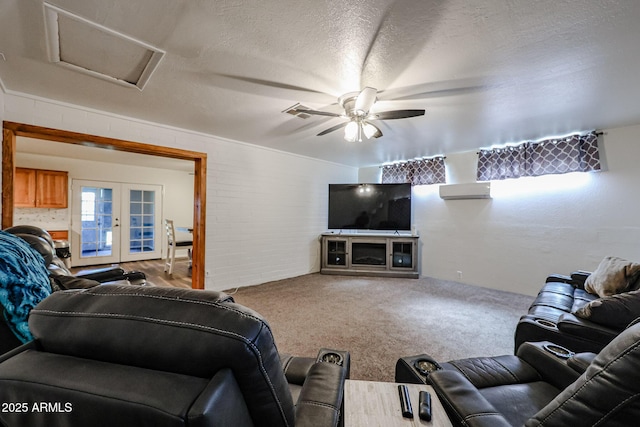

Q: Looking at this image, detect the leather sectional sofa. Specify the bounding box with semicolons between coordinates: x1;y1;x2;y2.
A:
396;320;640;426
515;260;640;353
432;322;640;426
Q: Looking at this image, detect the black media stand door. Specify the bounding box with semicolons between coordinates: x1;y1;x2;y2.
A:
391;241;414;269
327;239;347;266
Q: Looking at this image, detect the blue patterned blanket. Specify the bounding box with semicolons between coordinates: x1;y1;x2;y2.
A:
0;231;52;343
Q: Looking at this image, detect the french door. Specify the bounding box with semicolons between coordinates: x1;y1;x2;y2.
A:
70;180;163;267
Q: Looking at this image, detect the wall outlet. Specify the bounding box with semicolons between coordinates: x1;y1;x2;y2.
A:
457;270;463;279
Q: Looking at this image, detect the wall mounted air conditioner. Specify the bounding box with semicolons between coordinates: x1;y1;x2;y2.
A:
439;182;491;200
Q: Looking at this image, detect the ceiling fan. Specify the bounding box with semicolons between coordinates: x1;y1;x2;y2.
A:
291;87;425;142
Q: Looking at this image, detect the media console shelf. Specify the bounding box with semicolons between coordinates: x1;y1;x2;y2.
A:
320;233;419;278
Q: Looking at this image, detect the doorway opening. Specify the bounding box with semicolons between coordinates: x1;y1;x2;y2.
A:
2;121;207;289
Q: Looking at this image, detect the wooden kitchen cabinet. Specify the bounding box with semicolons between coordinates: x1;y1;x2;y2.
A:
14;168;37;207
47;230;69;240
14;167;68;208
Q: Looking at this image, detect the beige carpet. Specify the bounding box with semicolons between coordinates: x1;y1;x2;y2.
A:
228;273;534;382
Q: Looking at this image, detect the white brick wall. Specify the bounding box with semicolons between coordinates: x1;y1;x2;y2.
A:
3;93;356;291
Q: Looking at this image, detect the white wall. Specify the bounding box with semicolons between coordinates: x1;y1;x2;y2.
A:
390;128;640;296
3;93;357;290
9;91;637;297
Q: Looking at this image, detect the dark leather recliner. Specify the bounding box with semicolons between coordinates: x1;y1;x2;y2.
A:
0;285;349;427
0;226;147;355
3;225;146;286
514;271;630;353
402;321;640;426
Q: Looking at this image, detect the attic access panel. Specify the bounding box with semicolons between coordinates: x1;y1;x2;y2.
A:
43;2;165;90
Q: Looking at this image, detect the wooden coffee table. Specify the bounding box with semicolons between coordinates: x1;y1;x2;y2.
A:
344;380;453;427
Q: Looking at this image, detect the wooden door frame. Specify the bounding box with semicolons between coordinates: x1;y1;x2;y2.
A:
2;121;207;289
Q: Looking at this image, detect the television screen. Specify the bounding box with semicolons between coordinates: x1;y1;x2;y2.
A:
328;183;411;231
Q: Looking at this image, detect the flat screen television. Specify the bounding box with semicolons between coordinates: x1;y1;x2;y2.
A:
328;183;412;231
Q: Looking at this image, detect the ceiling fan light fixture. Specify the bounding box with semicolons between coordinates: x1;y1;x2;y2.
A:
305;87;425;140
344;121;359;142
362;122;379;139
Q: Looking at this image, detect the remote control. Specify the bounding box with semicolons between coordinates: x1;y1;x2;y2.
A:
418;390;432;421
398;384;413;418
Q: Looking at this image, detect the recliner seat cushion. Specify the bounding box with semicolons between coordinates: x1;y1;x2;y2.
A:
0;350;210;427
481;382;559;426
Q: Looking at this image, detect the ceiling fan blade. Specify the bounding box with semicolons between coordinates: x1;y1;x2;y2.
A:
294;108;343;118
317;121;348;136
354;87;378;114
371;109;425;120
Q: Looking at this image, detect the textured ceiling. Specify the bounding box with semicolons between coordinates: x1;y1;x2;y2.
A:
2;0;640;167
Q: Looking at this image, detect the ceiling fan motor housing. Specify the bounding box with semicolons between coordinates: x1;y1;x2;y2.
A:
339;92;369;117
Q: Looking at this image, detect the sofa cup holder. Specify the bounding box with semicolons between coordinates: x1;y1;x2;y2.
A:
413;357;442;376
543;343;575;359
319;351;344;366
534;318;558;329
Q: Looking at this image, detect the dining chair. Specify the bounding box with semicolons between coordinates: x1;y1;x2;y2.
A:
163;219;193;275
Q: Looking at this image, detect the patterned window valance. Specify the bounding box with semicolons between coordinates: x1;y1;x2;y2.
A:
382;156;446;186
476;131;601;181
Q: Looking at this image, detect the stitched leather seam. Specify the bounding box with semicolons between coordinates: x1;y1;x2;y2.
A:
448;361;474;383
465;412;501;420
492;358;520;383
592;394;640;426
35;291;280;351
80;290;231;307
297;400;338;411
33;309;252;339
32;309;292;427
281;355;294;377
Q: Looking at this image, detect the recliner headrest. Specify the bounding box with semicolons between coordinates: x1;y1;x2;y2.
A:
11;234;55;266
4;225;55;248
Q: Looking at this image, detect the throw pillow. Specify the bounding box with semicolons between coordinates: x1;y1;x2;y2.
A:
584;256;640;297
0;231;52;343
574;290;640;330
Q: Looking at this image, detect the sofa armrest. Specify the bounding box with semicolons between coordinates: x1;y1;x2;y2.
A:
567;352;597;373
0;341;37;363
557;313;619;343
74;266;127;282
546;273;573;284
570;271;591;289
516;341;581;390
123;270;146;285
282;354;315;385
428;370;512;427
295;361;347;427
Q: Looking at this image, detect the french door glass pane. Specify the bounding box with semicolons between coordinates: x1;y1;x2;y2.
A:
129;189;156;253
81;187;113;257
